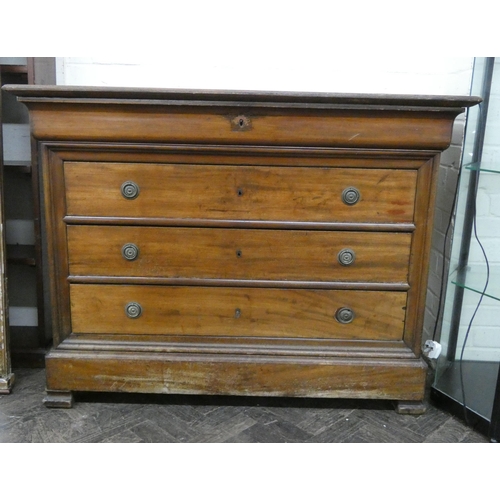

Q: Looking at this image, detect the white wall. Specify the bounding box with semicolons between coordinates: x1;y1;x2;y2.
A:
56;56;474;95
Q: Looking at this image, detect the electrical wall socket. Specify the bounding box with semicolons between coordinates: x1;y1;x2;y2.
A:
424;340;442;359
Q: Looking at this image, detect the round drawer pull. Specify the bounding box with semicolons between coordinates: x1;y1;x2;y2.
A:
122;243;139;261
121;180;140;200
342;187;360;205
335;307;355;324
125;302;142;319
337;248;356;266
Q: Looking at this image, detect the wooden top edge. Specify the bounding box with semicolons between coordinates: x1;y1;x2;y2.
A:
1;84;482;109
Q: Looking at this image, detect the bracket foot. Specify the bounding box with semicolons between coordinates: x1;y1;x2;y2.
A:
43;390;74;408
396;400;426;415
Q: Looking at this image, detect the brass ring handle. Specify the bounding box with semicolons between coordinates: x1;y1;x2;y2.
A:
342;187;360;205
122;243;139;261
337;248;356;266
335;307;354;324
125;302;142;319
121;180;140;200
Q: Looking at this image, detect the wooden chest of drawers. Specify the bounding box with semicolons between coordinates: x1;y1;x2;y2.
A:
5;85;480;411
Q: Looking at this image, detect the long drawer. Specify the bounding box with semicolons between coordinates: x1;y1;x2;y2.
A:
67;225;412;283
64;162;417;223
70;284;408;341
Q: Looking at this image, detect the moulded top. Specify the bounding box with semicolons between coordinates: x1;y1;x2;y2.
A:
2;84;482;111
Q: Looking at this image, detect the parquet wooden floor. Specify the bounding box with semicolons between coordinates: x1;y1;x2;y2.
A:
0;368;490;443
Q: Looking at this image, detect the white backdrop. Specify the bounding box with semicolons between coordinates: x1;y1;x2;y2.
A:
56;56;475;96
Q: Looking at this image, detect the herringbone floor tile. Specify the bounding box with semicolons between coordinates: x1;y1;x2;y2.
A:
0;368;490;443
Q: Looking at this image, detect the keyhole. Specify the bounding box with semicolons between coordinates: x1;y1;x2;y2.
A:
235;308;241;318
236;250;242;258
232;115;250;131
237;188;244;196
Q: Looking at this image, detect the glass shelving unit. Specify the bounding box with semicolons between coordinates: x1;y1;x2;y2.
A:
450;162;500;302
431;59;500;441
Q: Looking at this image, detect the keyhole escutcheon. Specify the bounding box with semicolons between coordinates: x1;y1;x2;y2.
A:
231;114;251;131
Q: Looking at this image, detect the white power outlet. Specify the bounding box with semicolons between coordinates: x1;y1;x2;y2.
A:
424;340;442;359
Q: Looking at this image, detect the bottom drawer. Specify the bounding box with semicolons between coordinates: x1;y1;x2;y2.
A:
70;284;407;341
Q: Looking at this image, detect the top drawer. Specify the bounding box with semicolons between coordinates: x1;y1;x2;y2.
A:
63;162;417;224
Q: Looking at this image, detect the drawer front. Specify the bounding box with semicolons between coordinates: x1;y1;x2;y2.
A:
70;284;407;341
67;226;411;283
64;162;417;223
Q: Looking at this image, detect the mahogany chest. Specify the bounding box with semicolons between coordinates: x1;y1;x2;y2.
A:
5;85;480;410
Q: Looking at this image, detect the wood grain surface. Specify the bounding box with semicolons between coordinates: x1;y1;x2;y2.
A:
23;103;460;150
67;225;412;283
64;162;417;223
69;284;408;341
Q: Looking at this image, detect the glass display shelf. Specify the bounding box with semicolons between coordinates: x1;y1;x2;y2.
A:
464;161;500;174
448;160;500;301
450;266;500;302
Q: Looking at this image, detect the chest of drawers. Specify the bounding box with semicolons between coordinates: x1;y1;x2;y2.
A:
5;85;480;410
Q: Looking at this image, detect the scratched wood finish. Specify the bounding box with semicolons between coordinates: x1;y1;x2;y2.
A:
67;226;412;283
4;85;480;409
69;284;408;340
44;350;428;401
64;162;417;223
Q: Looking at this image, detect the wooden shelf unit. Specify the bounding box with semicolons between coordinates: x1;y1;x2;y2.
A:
1;58;56;372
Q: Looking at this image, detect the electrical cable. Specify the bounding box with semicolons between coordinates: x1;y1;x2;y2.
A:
431;163;463;342
432;59;495;427
430;97;490;426
432;101;484;344
458;165;490;426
